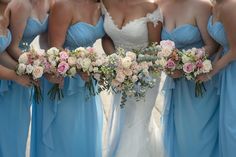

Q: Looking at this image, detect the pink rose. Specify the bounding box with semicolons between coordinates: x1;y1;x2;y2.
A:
160;40;175;50
165;59;176;70
57;61;70;74
183;62;195;74
196;48;206;59
59;51;69;61
196;60;203;68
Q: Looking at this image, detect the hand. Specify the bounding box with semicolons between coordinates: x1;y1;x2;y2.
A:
45;73;64;87
168;70;183;79
14;75;33;87
78;72;89;82
196;73;212;82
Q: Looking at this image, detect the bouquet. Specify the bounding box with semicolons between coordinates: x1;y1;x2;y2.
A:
180;47;212;97
155;40;182;74
45;47;77;100
102;48;156;107
16;48;46;103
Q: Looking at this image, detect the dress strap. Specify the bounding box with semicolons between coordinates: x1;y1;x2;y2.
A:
146;7;163;27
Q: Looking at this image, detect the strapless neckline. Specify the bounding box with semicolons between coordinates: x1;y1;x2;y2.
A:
70;16;103;28
0;29;10;38
209;16;223;27
163;24;198;34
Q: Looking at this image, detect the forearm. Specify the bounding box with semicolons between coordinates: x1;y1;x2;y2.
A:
0;52;18;70
7;47;22;61
0;64;17;81
102;36;115;55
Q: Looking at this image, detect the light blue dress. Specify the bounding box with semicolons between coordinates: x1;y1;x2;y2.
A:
161;25;220;157
30;17;105;157
0;17;48;157
208;16;236;157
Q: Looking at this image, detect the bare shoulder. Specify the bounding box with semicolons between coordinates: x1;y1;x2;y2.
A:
8;0;31;15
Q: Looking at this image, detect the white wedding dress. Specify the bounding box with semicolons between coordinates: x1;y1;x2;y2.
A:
102;4;165;157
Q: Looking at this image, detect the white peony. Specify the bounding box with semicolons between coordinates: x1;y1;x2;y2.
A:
32;66;44;79
17;63;26;75
26;65;34;74
202;60;212;73
18;53;29;64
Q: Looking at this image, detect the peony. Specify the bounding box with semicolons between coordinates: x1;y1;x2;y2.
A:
68;57;77;66
202;60;212;73
26;65;34;74
47;47;59;55
18;53;29;64
32;66;44;79
57;61;70;74
121;57;132;69
165;59;176;70
17;63;26;75
183;62;195;74
59;51;69;61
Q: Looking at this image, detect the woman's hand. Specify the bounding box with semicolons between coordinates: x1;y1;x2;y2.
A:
45;73;64;87
168;70;183;79
78;71;89;82
14;75;33;87
196;72;212;82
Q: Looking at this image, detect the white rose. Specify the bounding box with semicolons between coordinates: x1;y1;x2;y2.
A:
75;47;86;52
93;67;99;73
17;63;26;75
32;66;44;79
47;47;59;55
68;57;77;66
161;47;173;57
121;57;132;68
155;58;166;68
202;60;212;73
81;58;91;71
18;53;29;64
26;65;34;74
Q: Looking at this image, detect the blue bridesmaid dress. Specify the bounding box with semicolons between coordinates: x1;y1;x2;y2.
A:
161;25;220;157
30;17;105;157
0;17;48;157
208;16;236;157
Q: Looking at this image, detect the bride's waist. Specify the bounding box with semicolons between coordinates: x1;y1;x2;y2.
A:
114;41;148;51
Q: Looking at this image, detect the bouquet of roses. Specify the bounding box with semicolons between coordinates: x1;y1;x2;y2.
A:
75;47;107;96
16;48;46;103
180;47;212;97
45;47;78;100
103;48;156;107
154;40;182;75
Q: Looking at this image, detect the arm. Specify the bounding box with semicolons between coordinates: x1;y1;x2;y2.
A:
195;0;219;57
0;65;32;87
102;34;115;55
6;2;31;60
0;52;18;70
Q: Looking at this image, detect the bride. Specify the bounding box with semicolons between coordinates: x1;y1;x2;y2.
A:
101;0;164;156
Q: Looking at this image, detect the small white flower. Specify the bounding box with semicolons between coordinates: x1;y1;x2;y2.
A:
17;63;26;75
32;66;44;79
26;65;34;74
68;57;77;66
121;57;132;68
18;53;29;64
68;67;77;76
202;60;212;73
47;47;59;55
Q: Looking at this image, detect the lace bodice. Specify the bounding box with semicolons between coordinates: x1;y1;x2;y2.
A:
102;4;163;51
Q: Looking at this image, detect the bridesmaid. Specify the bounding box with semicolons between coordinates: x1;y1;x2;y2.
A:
30;0;104;157
159;0;220;157
198;0;236;156
0;0;50;156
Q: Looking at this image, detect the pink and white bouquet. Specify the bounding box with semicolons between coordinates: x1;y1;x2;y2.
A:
45;47;78;100
180;47;212;97
16;48;46;103
155;40;182;74
103;48;156;107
